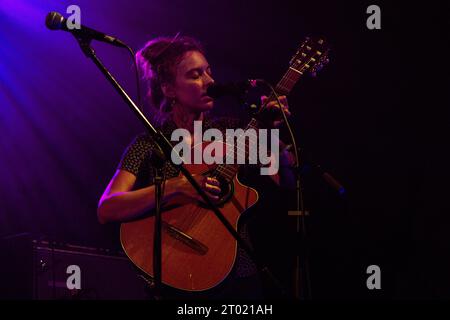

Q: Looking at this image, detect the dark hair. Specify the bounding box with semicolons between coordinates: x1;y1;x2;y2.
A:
136;35;205;121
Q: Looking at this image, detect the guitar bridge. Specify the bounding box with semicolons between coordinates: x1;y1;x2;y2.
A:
162;221;208;255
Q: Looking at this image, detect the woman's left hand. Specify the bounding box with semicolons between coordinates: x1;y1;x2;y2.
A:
260;95;291;128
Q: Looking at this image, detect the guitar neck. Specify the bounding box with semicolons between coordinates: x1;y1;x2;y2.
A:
211;37;329;182
267;53;315;100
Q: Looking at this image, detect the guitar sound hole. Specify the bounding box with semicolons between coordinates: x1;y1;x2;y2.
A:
217;178;234;205
199;172;234;207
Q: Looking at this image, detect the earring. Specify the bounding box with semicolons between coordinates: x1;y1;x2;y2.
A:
163;98;176;112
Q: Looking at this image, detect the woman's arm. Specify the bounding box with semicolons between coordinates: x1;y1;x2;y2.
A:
97;170;221;224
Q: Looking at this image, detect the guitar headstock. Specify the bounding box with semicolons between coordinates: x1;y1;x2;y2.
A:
289;37;330;78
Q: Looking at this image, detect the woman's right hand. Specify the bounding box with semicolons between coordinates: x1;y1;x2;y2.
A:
176;174;222;202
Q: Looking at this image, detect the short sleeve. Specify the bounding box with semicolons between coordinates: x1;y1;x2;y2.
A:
118;134;153;177
117;133;180;188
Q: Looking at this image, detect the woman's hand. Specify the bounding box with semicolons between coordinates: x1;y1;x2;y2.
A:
260;95;291;128
177;174;222;202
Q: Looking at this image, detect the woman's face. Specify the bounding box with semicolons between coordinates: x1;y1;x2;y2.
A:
167;50;215;113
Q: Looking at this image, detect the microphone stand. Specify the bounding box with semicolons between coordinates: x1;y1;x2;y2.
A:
73;35;287;298
256;81;312;300
286;149;312;300
288;150;347;300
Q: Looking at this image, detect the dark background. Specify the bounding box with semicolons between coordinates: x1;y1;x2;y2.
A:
0;0;448;299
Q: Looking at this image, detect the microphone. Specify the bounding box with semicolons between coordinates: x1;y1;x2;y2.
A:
206;79;259;99
45;11;127;48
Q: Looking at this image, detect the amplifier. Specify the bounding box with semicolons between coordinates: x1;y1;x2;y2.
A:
0;233;150;300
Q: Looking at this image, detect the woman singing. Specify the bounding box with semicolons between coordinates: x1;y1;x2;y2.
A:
97;35;294;299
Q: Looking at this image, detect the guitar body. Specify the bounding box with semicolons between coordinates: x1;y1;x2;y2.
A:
120;161;259;292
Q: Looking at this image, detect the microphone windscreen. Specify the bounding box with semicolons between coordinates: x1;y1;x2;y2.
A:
45;12;64;30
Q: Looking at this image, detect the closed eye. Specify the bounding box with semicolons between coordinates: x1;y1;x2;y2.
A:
191;71;200;79
187;66;212;79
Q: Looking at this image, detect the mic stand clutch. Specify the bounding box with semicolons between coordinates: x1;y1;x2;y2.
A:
73;35;287;298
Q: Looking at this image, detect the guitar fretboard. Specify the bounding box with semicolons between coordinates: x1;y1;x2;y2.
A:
212;118;259;182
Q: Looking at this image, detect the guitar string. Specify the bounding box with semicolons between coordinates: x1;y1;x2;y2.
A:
277;40;321;92
209;120;258;179
277;50;320;93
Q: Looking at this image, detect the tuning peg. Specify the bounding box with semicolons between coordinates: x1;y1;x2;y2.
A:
310;61;327;77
